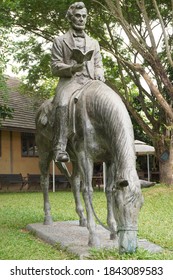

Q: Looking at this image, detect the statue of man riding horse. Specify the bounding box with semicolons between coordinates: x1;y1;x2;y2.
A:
36;1;145;253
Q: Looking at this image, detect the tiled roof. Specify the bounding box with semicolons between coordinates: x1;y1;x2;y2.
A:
0;77;37;132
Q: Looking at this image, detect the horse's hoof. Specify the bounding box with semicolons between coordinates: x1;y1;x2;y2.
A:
110;232;117;240
79;218;87;227
88;235;100;248
44;216;53;225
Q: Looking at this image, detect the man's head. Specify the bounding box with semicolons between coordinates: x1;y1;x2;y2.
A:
66;2;87;31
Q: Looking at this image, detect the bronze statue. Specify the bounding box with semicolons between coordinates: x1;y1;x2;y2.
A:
51;2;105;162
35;2;144;253
36;80;144;253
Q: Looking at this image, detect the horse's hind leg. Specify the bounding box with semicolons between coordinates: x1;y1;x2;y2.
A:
39;151;53;225
105;162;117;240
71;162;87;227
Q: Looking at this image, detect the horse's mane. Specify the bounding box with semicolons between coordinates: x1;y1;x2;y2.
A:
80;81;137;178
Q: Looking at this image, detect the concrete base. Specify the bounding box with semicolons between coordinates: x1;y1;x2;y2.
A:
26;220;163;259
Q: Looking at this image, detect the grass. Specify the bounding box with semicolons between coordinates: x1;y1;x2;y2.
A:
0;184;173;260
138;184;173;250
0;191;78;260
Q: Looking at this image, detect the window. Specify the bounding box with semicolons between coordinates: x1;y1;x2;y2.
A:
21;132;38;157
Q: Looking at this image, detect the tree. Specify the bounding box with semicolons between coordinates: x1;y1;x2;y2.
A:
0;73;14;124
0;0;173;184
91;0;173;184
0;27;14;123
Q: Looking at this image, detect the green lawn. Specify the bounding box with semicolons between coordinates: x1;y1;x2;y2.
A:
0;185;173;260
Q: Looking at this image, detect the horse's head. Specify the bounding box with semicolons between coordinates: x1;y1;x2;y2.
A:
112;177;144;254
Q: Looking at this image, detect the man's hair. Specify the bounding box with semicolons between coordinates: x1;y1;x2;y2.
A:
66;2;87;21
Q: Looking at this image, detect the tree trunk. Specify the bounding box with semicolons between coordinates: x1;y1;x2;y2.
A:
158;134;173;185
160;159;173;185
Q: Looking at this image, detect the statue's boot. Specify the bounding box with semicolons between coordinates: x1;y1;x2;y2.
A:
53;106;69;162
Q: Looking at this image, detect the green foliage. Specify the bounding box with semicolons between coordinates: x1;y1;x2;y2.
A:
0;0;67;98
0;27;14;122
119;0;172;25
0;74;14;123
0;104;14;121
0;185;173;260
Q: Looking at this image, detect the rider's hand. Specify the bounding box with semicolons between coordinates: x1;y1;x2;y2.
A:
71;62;84;74
95;75;105;82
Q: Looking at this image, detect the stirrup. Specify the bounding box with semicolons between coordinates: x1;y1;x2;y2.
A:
53;149;69;162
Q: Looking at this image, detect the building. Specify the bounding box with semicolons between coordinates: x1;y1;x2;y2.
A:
0;77;63;178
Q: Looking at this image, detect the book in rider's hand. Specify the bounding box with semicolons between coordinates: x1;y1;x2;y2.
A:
71;48;94;64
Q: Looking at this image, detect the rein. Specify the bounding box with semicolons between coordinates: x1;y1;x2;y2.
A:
88;192;112;232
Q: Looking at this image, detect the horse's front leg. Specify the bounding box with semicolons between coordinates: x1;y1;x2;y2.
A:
39;152;53;225
79;154;100;247
71;161;87;227
105;162;117;240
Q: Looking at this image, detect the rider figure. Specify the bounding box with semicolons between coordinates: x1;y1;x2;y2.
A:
51;2;105;162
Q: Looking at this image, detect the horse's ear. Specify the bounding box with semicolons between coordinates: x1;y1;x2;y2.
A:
140;180;156;188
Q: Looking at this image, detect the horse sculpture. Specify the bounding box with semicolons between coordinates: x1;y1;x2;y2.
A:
35;80;144;254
